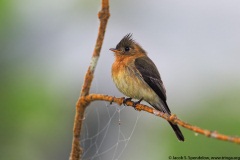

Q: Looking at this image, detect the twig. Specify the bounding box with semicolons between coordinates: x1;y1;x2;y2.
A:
81;94;240;144
69;0;110;160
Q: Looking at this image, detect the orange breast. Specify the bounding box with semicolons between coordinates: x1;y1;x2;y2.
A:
111;55;160;104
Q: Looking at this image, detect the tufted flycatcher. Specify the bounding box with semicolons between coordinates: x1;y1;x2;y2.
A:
110;33;184;141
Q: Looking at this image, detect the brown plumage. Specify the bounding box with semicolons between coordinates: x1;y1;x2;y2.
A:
110;34;184;141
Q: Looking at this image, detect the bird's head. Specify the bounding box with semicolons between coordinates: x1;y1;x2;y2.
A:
110;33;146;57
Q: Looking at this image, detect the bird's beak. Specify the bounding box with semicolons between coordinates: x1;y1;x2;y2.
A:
109;48;118;53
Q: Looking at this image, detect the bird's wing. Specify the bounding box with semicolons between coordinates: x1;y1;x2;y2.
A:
134;56;171;113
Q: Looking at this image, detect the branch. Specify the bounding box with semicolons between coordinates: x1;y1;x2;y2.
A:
69;0;110;160
80;0;110;97
81;94;240;144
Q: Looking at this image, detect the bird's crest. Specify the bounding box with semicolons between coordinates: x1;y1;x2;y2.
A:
116;33;135;49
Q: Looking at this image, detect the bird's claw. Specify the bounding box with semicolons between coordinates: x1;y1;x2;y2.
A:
122;97;132;105
132;98;143;110
122;97;143;110
110;96;115;105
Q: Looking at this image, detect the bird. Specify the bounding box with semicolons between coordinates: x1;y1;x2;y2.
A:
109;33;184;141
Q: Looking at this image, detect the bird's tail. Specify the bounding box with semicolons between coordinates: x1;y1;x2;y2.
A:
151;103;184;141
168;122;184;141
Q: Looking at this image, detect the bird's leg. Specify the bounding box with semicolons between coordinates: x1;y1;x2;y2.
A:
122;97;132;105
132;98;143;109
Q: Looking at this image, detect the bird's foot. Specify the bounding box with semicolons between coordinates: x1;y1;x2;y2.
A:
132;98;143;110
109;96;115;105
122;97;132;106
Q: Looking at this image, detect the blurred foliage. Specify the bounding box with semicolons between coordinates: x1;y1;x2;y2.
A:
0;2;74;159
0;59;74;159
0;0;12;27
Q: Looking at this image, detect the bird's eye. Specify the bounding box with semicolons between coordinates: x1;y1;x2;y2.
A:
124;46;130;52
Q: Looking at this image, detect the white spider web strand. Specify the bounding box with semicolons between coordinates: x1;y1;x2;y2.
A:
113;110;141;160
81;105;115;159
90;105;117;159
80;102;142;160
